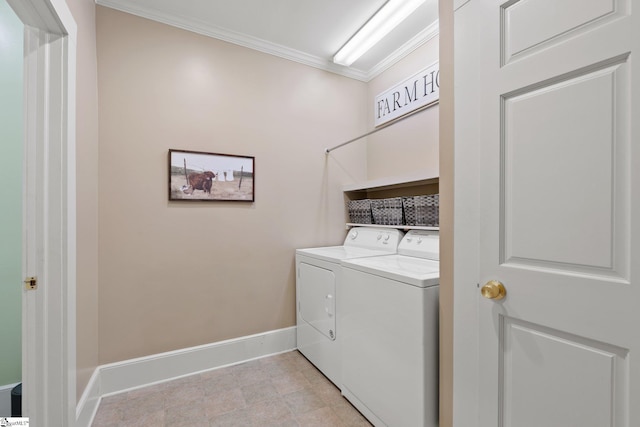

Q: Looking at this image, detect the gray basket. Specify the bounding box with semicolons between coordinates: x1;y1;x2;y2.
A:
403;194;439;226
402;197;418;226
371;197;404;226
347;199;372;224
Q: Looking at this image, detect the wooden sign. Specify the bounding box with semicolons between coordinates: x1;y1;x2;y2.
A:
374;62;440;127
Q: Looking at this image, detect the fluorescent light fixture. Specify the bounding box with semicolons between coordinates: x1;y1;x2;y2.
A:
333;0;427;66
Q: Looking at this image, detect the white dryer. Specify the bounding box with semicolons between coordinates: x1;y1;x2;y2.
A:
340;230;439;427
295;227;404;388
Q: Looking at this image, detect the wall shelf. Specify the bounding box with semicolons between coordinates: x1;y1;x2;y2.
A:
343;170;439;193
346;223;439;231
344;171;440;231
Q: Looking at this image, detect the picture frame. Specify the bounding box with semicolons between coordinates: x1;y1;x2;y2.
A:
168;149;255;202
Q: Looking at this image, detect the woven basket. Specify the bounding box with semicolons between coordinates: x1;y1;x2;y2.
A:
407;194;439;226
371;197;404;226
402;196;418;226
347;199;372;224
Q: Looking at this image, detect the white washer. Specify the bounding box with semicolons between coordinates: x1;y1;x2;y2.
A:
296;227;404;387
340;230;439;427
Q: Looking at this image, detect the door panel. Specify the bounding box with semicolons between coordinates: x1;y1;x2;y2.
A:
502;0;623;64
501;317;628;427
502;60;627;274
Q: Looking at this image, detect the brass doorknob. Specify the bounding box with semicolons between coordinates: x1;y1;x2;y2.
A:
481;280;506;300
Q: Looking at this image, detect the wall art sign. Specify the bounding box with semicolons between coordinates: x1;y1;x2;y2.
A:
168;149;255;202
374;61;440;127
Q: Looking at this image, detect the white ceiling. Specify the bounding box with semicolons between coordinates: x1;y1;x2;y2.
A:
95;0;439;81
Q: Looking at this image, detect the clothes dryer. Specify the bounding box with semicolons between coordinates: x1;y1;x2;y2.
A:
340;230;439;427
296;227;404;388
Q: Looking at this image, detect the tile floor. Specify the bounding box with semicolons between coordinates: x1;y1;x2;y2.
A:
91;350;372;427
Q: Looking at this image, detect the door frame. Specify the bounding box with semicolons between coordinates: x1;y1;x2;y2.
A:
449;0;482;425
8;0;77;424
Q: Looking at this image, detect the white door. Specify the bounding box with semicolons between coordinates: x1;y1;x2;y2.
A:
454;0;639;426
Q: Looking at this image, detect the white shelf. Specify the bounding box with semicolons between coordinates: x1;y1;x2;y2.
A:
344;172;440;232
346;223;439;231
343;170;438;193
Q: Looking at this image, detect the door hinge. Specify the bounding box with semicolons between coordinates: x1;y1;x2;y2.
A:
24;276;38;290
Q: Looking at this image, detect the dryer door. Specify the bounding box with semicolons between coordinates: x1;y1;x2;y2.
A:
298;262;336;340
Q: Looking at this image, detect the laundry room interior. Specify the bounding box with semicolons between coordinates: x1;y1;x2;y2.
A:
95;2;440;363
7;0;640;424
1;0;455;425
96;0;446;423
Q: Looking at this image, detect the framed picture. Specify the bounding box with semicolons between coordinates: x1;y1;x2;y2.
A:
169;149;255;202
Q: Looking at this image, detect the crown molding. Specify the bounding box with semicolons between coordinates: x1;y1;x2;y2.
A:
96;0;438;82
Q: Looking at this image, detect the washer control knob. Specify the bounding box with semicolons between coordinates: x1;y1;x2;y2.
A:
377;234;382;240
350;230;358;240
384;234;390;241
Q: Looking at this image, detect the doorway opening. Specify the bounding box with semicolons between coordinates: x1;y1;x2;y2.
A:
0;0;24;417
3;0;78;424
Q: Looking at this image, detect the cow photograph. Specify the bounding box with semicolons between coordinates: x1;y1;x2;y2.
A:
169;149;254;201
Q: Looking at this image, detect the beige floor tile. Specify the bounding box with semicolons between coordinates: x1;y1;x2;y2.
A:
164;399;208;425
246;397;296;425
163;382;205;409
241;379;280;405
91;404;122;427
331;399;372;427
233;364;272;387
121;393;165;421
120;409;164;427
312;380;346;406
91;351;372;427
272;371;312;395
296;407;345;427
203;387;247;418
203;372;239;396
209;407;253;427
299;365;331;386
283;389;327;416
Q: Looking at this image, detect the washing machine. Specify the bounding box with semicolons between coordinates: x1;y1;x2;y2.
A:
295;227;404;388
340;230;439;427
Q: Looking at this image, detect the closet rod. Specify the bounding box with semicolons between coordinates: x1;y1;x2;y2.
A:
324;99;439;154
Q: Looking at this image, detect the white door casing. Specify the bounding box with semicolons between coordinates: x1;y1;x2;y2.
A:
8;0;77;425
453;0;639;426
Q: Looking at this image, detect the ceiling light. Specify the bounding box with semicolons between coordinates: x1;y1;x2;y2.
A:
333;0;427;67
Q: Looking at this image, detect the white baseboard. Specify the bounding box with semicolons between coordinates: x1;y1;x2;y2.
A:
76;369;101;427
0;382;20;417
76;326;297;427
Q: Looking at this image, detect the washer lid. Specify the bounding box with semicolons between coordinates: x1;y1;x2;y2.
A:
341;255;440;288
296;245;394;263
